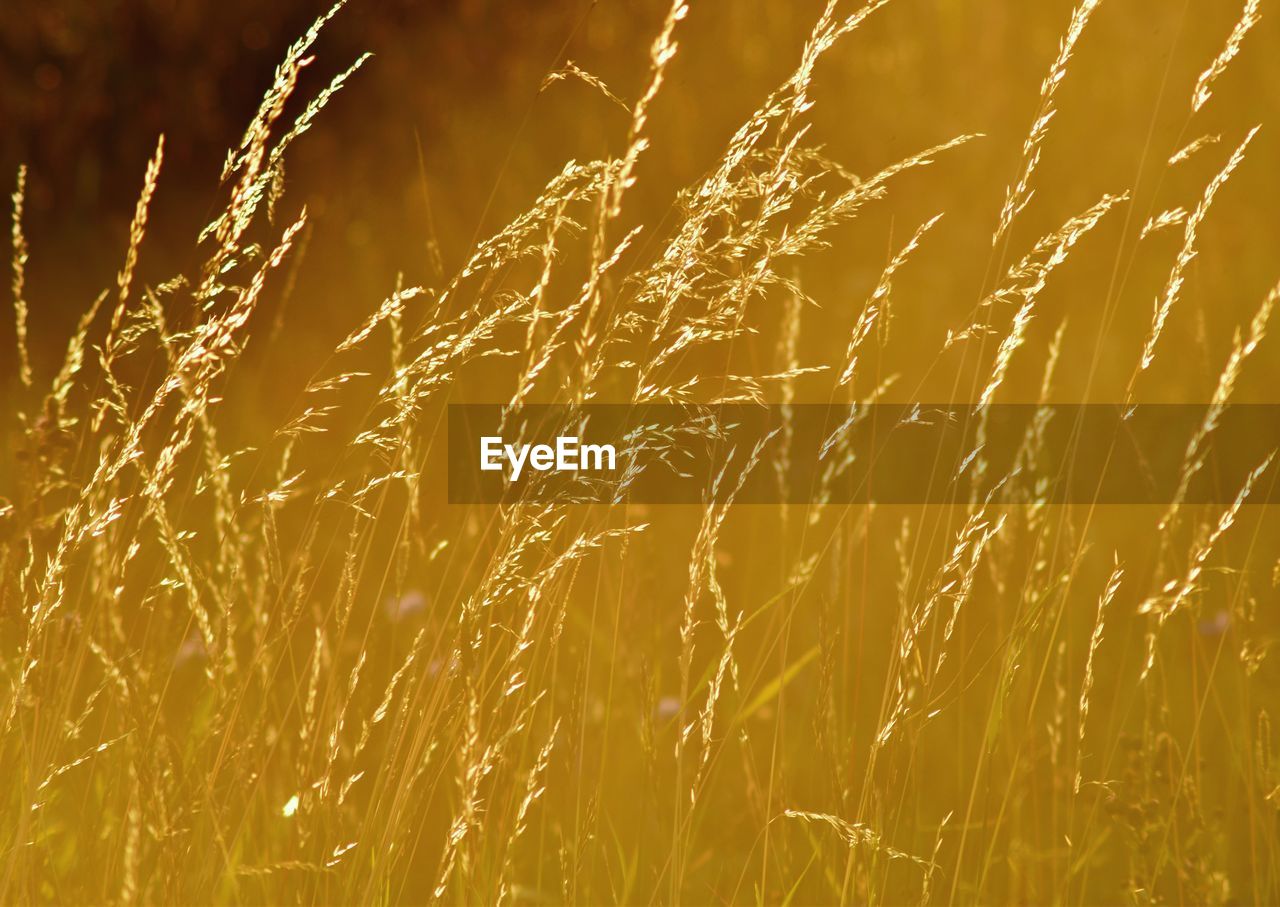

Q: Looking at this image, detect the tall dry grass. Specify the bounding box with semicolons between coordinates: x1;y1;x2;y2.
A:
3;0;1279;904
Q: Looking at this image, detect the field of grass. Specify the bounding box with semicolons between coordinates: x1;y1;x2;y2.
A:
3;0;1280;903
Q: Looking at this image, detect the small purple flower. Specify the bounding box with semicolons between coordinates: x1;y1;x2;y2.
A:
384;589;427;623
174;632;206;667
1198;610;1230;636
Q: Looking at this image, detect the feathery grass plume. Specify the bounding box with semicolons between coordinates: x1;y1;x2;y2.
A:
104;135;164;357
690;550;739;801
502;520;646;702
838;214;943;387
609;0;688;219
19;211;306;711
101;211;307;503
541;61;629;112
200;0;351;301
318;649;366;800
633;134;976;404
1150;450;1275;620
340;629;424;808
434;691;539;901
994;0;1105;246
31;733;128;814
1160;280;1278;534
367;159;619;415
262;53;372;193
1192;0;1262;113
496;203;571;414
221;0;350;182
444;159;616;304
1169;134;1221;166
774;286;803;500
673;431;775;891
980;193;1126;406
1075;560;1123;793
1139;452;1275;680
497;721;560;906
560;222;644;401
1206;279;1276;404
791;0;895;116
782;809;932;869
1001;318;1066;517
10;165;31;391
617;0;938;402
1140;207;1189;240
871;500;1006;754
920;811;953;906
92;138;166;445
1134;127;1259;381
564;0;691;388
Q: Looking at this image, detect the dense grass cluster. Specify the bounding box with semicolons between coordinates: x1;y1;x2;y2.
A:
3;0;1279;903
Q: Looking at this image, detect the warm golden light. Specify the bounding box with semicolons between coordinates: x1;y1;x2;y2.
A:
2;1;1279;903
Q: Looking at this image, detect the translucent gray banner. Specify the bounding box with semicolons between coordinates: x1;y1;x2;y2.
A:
446;404;1280;505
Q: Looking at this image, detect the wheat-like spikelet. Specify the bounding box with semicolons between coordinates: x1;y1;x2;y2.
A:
10;165;31;391
920;811;952;906
564;0;691;393
871;501;1006;754
670;431;775;890
994;0;1104;246
1139;452;1275;680
1169;134;1221;167
496;720;560;906
1160;280;1277;534
1075;560;1123;793
1134;127;1259;382
609;0;688;219
433;691;540;901
104;135;165;358
263;53;372;192
542;61;629;112
1191;0;1262;113
838;214;943;387
1140;207;1189;240
632;134;975;405
318;649;367;800
47;290;106;418
200;1;350;299
510;201;569;409
678;434;776;756
30;733;127;814
782;809;932;869
690;550;739;802
980;193;1126;406
1151;451;1275;620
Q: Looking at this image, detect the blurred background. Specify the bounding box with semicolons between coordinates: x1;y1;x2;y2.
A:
4;0;1279;404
